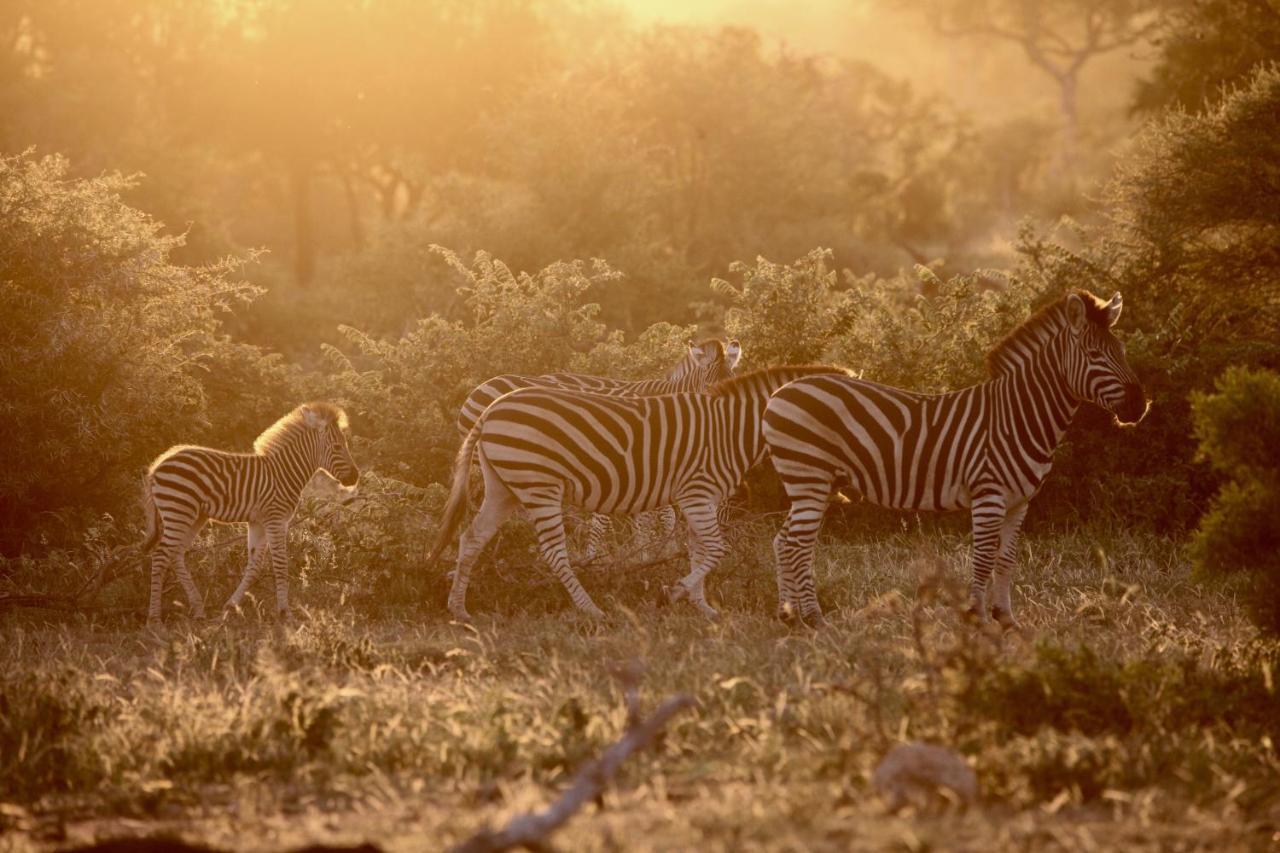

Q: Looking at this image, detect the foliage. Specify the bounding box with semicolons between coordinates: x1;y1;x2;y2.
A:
327;248;699;489
1190;367;1280;633
1133;0;1280;114
0;152;275;555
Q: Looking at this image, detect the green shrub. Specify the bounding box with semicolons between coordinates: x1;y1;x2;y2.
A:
0;152;278;555
1190;367;1280;633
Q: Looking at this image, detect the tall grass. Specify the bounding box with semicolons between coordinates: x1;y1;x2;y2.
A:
1;527;1277;850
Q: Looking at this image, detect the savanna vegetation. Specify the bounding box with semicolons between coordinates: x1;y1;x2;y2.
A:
1;0;1278;850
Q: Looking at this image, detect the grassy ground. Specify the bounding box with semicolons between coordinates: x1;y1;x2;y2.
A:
2;522;1278;852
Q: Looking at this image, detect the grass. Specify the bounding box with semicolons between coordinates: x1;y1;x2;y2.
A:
2;520;1278;851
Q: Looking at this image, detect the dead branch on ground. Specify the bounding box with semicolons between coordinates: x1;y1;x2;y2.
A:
450;661;695;853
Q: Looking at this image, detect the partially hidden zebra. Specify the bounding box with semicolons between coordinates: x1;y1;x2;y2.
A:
762;291;1148;627
455;338;742;560
141;402;360;624
427;364;849;622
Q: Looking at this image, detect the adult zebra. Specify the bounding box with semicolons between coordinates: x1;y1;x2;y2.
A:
141;402;360;624
456;338;741;561
763;291;1148;628
427;364;847;622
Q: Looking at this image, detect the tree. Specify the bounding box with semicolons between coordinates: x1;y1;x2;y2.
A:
905;0;1162;172
1133;0;1280;114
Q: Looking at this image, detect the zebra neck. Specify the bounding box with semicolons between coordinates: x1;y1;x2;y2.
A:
992;340;1079;460
262;446;317;501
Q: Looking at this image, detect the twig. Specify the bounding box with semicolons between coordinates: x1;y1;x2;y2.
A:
451;663;694;853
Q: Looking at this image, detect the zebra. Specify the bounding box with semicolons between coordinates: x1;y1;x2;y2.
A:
140;402;360;624
456;338;742;560
426;364;848;622
762;290;1148;628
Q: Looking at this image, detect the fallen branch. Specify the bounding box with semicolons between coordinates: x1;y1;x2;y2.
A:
451;663;695;853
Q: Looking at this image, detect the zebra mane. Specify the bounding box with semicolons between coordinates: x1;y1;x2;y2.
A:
708;364;850;397
985;290;1110;377
253;402;348;455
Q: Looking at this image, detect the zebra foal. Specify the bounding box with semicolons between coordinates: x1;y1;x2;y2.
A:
763;291;1148;627
141;402;360;624
427;365;846;622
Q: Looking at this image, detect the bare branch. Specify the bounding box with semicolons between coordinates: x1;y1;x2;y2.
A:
451;683;695;853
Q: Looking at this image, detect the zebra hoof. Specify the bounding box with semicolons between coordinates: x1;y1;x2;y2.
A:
664;584;689;606
990;607;1021;633
962;603;989;626
449;608;474;625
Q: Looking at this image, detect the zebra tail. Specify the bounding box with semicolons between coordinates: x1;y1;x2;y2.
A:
140;475;162;555
426;422;481;564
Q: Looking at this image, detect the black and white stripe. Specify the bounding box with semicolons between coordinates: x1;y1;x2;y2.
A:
456;339;741;561
141;402;360;623
762;291;1148;626
428;365;845;621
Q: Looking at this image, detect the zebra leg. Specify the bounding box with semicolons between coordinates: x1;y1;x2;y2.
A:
147;548;172;624
527;498;605;619
264;518;292;622
990;502;1029;630
225;522;267;612
966;491;1007;623
668;500;725;620
169;515;208;620
447;480;520;622
774;494;829;626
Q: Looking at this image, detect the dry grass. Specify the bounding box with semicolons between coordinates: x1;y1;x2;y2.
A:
2;526;1278;852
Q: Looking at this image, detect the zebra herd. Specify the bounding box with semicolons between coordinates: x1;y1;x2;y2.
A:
142;290;1147;629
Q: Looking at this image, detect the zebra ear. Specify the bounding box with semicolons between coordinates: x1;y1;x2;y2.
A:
725;339;742;370
1104;292;1123;327
1066;294;1087;333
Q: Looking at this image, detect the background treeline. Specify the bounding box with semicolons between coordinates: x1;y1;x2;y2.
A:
1;0;1277;570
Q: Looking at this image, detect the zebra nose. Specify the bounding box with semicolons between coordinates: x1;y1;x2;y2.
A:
1117;383;1148;424
339;467;360;487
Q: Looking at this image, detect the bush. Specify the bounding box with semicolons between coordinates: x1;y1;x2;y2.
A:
1190;367;1280;633
0;152;278;555
329;248;699;489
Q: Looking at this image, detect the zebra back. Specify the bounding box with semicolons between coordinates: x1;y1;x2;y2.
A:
470;364;845;515
454;338;740;436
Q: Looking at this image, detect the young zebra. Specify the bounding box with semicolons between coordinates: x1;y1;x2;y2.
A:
141;402;360;624
456;338;742;559
428;365;847;622
762;291;1148;627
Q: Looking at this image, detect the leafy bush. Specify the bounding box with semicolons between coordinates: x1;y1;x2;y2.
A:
1190;367;1280;633
329;248;700;489
0;152;280;555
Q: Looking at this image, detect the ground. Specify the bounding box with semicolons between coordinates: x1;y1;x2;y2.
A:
2;524;1278;852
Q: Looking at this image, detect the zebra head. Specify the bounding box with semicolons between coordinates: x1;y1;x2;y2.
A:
302;403;361;487
1064;292;1148;425
673;338;741;388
